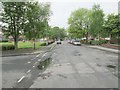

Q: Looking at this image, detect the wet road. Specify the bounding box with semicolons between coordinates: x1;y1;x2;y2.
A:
31;41;118;88
2;41;118;88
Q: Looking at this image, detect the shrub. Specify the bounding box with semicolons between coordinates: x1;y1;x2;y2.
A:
99;40;109;44
0;39;8;42
91;40;99;45
89;40;109;45
2;44;15;50
40;42;46;46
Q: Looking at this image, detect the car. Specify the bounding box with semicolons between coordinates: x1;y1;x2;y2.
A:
73;40;81;46
70;39;75;44
57;40;61;44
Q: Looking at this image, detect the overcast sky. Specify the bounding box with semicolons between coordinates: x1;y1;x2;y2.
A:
39;0;119;29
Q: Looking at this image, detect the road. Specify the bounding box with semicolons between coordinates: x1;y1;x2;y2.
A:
2;46;53;88
2;41;118;88
31;41;118;88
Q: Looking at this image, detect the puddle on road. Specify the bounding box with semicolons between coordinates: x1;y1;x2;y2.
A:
38;72;52;79
57;74;67;78
73;50;81;56
107;65;116;69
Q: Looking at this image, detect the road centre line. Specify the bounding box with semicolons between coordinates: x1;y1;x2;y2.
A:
27;70;31;73
42;52;47;57
17;76;25;83
38;59;41;61
36;54;41;57
34;62;38;65
27;61;31;64
31;57;36;61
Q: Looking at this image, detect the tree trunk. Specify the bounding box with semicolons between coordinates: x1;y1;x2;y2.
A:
85;32;89;43
109;34;112;44
33;39;36;50
14;37;18;49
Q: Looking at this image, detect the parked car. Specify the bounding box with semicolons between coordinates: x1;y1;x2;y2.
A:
57;40;61;44
73;40;81;46
70;39;75;44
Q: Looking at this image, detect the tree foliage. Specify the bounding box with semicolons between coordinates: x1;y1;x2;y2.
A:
68;8;91;42
2;2;27;49
2;2;51;49
103;14;119;38
90;4;104;38
49;26;66;40
68;4;106;42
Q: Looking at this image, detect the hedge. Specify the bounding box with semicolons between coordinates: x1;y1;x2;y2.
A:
40;42;46;46
0;39;8;42
1;44;15;50
89;40;109;45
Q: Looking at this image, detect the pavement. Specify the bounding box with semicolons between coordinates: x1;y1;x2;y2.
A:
30;41;118;88
1;43;56;57
85;45;119;54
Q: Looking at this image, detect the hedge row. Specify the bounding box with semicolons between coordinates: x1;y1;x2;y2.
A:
88;40;109;45
1;44;15;50
40;42;46;46
0;39;8;42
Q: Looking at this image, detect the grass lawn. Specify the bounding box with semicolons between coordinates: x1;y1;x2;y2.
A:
18;41;44;49
0;41;45;49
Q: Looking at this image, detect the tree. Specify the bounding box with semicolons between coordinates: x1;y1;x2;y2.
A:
90;4;104;39
2;2;27;49
103;14;119;39
24;2;51;49
68;8;91;42
49;26;66;40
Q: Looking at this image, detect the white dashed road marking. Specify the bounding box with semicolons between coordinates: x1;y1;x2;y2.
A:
34;62;38;65
17;76;25;83
42;53;47;57
27;70;31;73
38;59;41;61
36;54;41;57
31;57;36;61
27;62;31;64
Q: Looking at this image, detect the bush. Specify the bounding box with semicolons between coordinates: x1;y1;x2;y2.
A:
0;39;8;42
99;40;109;44
40;42;46;46
91;40;99;45
2;44;15;50
89;40;109;45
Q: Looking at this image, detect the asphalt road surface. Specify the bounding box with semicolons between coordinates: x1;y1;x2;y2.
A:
2;41;118;88
31;41;118;88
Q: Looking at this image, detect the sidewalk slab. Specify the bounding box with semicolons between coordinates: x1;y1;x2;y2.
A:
87;45;119;54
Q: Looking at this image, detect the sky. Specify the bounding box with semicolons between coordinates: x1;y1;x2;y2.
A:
38;0;119;29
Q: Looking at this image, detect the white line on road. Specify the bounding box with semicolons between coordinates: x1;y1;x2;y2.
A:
31;57;36;61
36;54;41;57
34;62;38;65
17;76;25;83
27;70;31;73
38;59;41;61
42;52;47;57
27;61;31;64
